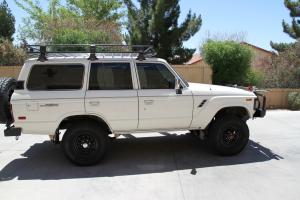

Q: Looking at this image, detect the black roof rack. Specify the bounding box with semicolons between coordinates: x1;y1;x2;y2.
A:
26;44;157;62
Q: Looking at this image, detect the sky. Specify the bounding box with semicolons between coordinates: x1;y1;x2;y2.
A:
5;0;296;51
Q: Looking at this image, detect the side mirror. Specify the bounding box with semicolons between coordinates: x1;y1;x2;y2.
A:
175;78;182;94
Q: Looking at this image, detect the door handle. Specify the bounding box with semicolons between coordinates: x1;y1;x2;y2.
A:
89;101;100;106
144;100;154;105
40;103;59;107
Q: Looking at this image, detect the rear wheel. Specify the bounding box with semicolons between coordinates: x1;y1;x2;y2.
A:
62;122;108;166
0;77;16;124
208;115;249;156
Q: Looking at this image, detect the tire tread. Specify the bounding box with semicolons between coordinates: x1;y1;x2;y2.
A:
208;115;249;156
0;77;16;124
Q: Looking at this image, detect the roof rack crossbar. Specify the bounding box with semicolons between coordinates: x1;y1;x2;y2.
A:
26;44;156;61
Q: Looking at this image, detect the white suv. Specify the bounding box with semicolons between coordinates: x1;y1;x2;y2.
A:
0;44;266;165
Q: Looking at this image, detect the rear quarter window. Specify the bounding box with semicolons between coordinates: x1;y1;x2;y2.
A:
27;64;84;90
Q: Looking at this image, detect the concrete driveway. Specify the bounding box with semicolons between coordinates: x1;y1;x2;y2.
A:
0;110;299;200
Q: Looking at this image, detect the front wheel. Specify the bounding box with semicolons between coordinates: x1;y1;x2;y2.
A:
208;115;249;156
62;122;108;166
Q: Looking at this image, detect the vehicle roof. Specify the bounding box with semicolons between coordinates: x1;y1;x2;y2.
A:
26;54;167;63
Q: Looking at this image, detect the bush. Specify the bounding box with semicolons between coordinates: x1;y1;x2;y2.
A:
288;92;300;110
244;69;264;87
202;40;252;85
0;38;26;66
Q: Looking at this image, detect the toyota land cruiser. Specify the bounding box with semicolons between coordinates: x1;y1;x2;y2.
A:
0;44;266;165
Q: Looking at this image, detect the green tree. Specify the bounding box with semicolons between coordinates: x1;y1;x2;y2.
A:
270;41;295;52
271;0;300;51
50;19;123;50
124;0;202;64
0;0;15;41
283;0;300;39
66;0;123;21
15;0;123;44
202;40;252;85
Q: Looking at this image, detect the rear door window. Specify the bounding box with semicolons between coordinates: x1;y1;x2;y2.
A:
89;62;133;90
27;64;84;90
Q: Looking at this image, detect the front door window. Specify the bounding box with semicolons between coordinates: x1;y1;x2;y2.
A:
136;63;175;89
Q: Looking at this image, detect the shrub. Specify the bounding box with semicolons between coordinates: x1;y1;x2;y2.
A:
202;40;252;85
244;69;264;87
0;38;26;66
288;92;300;110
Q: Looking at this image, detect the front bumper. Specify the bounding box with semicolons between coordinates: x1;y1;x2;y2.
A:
253;92;266;118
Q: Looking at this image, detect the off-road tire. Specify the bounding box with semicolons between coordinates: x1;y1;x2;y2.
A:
0;77;17;124
208;115;249;156
62;122;108;166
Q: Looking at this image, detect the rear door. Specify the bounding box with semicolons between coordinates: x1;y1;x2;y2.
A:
85;61;138;132
136;62;193;130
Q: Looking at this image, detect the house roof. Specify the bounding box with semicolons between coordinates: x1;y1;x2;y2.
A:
185;53;203;65
240;42;274;55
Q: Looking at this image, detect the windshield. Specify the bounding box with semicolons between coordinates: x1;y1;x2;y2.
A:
177;73;189;87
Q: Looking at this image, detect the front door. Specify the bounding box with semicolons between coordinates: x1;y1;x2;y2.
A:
136;62;193;130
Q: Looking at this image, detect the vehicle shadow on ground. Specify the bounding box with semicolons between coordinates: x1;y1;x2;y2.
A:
0;132;283;181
